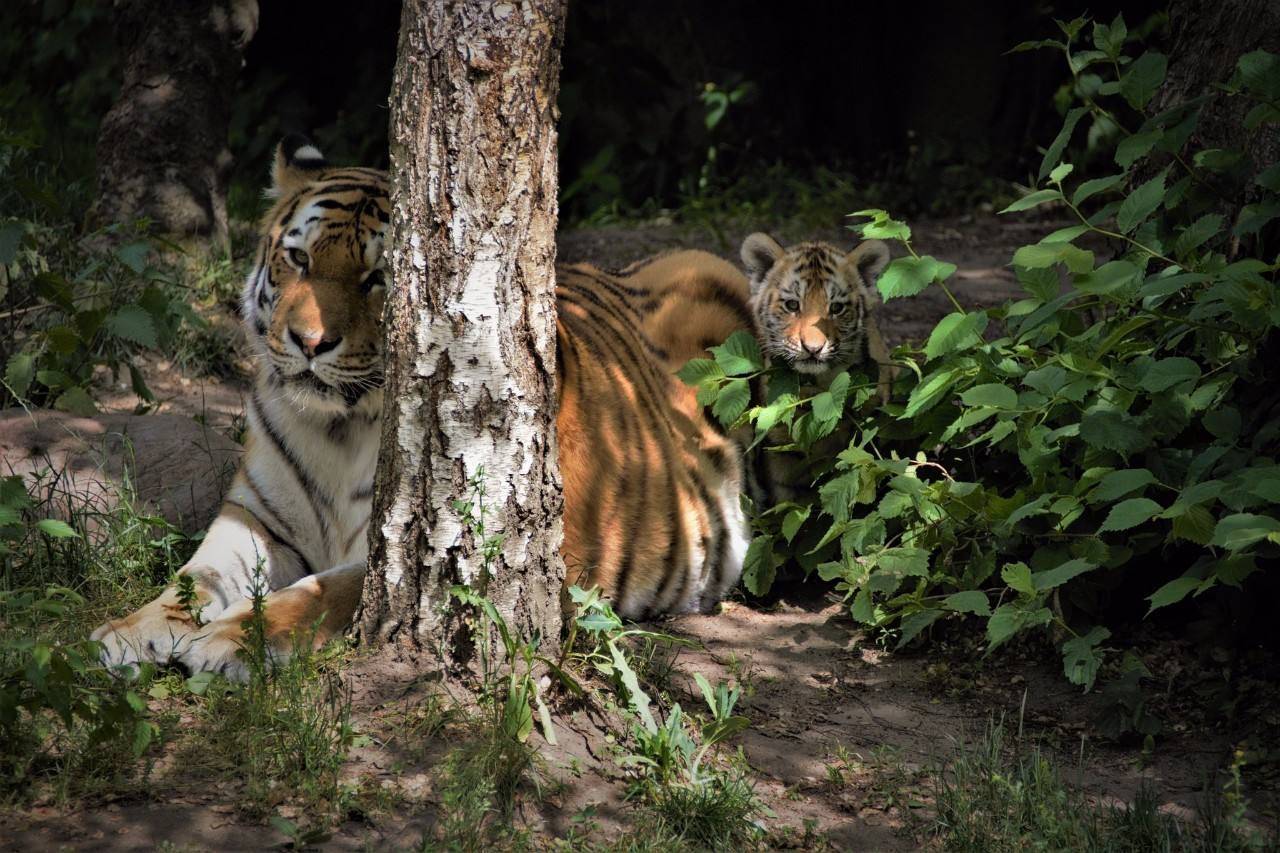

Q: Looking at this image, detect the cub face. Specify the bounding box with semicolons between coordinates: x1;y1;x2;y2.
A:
740;232;889;377
243;136;391;415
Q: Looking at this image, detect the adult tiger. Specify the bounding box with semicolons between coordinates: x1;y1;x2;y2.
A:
92;139;752;677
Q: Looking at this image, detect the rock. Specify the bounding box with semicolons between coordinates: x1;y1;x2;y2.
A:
0;408;242;537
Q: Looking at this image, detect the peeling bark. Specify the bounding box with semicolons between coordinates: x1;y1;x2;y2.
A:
357;0;568;664
90;0;258;249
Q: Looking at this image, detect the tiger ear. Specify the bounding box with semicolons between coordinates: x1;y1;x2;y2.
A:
270;134;327;197
843;240;890;293
740;232;784;292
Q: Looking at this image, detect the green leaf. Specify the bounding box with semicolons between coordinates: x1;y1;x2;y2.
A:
850;209;913;242
1001;562;1035;595
35;519;79;538
1024;364;1067;396
1235;200;1280;237
1032;558;1097;591
1000;189;1063;214
960;383;1018;410
1012;242;1094;274
1098;498;1162;533
1119;52;1167;109
709;331;763;376
986;603;1052;651
711;378;750;425
1256;164;1280;193
4;353;35;399
902;366;963;419
1039;108;1087;181
781;505;810;543
1238;49;1280;100
54;387;98;417
1062;626;1111;690
811;373;850;425
878;547;930;578
877;255;956;301
943;590;991;617
105;305;159;348
819;471;862;522
1116;169;1167;234
1080;409;1146;456
114;241;151;274
1115;131;1161;168
1076;260;1139;295
1073;173;1125;205
924;311;988;360
1091;469;1156;502
1210;513;1280;551
1171;505;1216;545
608;639;656;734
1049;163;1074;183
676;358;723;386
741;535;777;596
1139;357;1201;393
1173;214;1224;257
184;671;219;696
1146;576;1200;614
896;610;942;649
1093;14;1126;56
0;221;23;265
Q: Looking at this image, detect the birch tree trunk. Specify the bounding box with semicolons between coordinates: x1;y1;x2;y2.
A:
356;0;568;664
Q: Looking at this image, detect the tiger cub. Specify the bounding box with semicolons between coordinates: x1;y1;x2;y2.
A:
91;140;754;677
739;233;894;500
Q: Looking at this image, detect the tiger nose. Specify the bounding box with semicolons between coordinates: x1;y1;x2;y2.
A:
289;328;341;358
801;337;825;356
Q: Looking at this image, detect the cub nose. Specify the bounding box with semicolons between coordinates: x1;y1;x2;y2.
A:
801;338;825;356
289;328;342;358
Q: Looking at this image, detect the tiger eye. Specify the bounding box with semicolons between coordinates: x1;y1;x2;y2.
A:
287;247;310;269
784;298;800;313
830;302;847;317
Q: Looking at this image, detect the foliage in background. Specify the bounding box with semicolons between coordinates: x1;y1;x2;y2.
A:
0;470;186;801
688;22;1280;731
930;718;1276;851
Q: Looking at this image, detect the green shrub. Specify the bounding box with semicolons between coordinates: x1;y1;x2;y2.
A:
0;473;175;801
688;22;1280;708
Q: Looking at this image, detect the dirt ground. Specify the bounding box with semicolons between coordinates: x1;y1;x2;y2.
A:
2;217;1268;851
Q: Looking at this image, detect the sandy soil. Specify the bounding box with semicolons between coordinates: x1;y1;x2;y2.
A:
1;218;1265;851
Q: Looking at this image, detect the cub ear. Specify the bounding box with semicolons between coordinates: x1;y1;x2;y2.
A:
270;134;327;197
740;232;785;289
843;239;891;292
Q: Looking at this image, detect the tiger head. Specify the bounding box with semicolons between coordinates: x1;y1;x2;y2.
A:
740;233;889;377
242;136;391;416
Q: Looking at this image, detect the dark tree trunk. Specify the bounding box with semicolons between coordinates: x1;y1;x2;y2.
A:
90;0;258;250
356;0;568;664
1156;0;1280;214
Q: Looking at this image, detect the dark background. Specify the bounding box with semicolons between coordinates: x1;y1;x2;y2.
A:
4;0;1165;222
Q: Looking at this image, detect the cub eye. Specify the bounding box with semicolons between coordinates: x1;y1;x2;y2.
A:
286;248;310;269
830;302;847;317
362;269;386;293
783;298;801;313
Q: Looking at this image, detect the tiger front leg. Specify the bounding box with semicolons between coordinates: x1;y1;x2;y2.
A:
91;503;309;671
173;561;365;680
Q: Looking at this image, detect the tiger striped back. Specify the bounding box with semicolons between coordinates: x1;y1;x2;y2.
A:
555;251;754;617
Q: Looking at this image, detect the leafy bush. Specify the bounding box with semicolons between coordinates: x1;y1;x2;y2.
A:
0;473;172;800
689;24;1280;705
0;130;242;413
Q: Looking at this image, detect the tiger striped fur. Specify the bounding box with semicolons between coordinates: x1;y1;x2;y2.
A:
739;232;895;501
92;140;754;677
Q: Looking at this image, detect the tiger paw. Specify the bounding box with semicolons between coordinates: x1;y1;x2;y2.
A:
91;589;201;671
